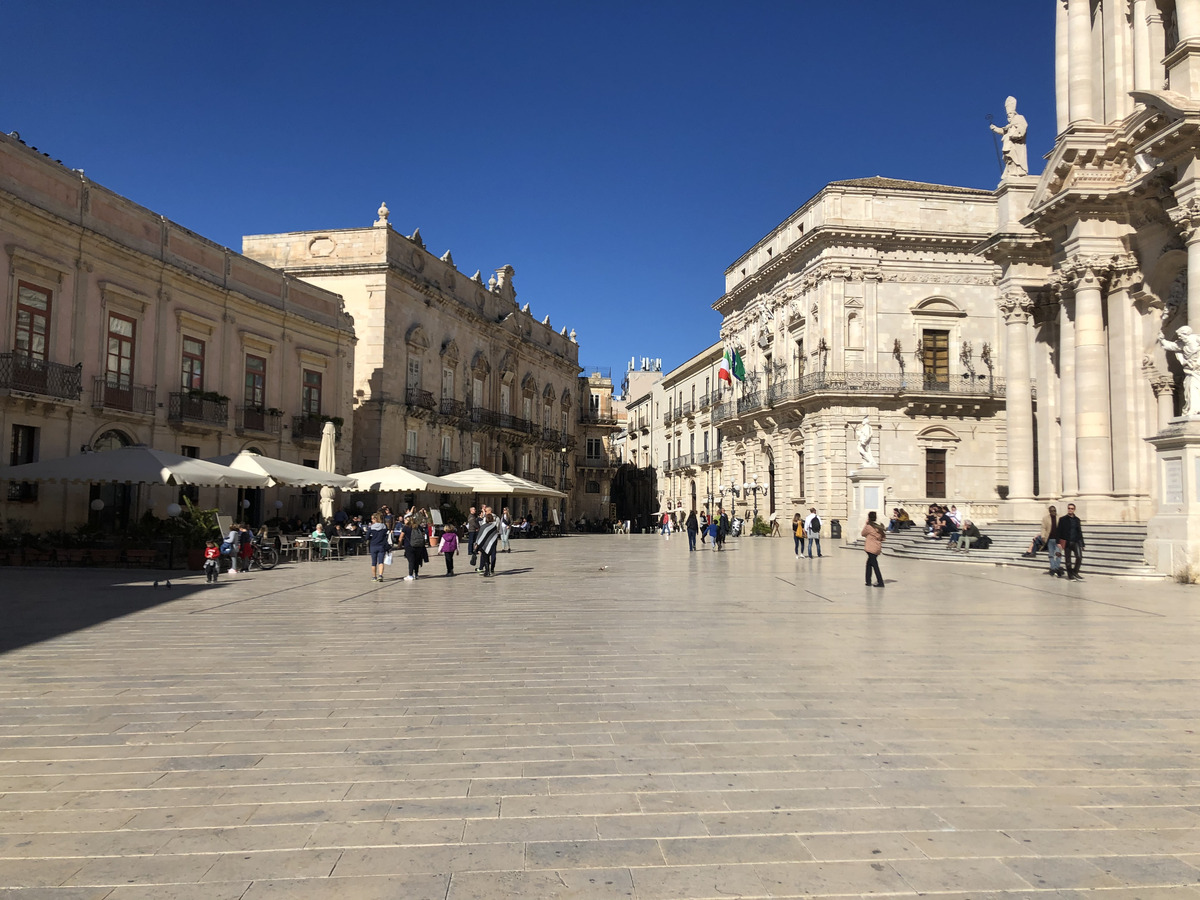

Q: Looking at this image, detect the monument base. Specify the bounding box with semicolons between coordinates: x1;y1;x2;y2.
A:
846;470;886;545
1145;418;1200;578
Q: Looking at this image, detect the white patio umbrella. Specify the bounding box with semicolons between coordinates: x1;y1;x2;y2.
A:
318;421;339;520
441;467;519;495
206;450;356;488
497;472;567;499
0;445;270;488
347;465;472;494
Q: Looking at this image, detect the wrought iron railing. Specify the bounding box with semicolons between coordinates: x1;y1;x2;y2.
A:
541;474;559;488
440;398;469;418
402;454;428;472
291;415;332;442
237;406;283;435
405;387;436;411
697;392;713;410
576;454;620;469
580;412;617;426
0;353;82;400
92;377;154;415
680;401;693;417
712;402;736;425
437;458;459;476
737;392;765;414
169;392;228;427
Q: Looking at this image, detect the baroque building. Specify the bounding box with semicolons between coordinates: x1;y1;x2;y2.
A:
574;368;622;524
982;0;1200;573
0;131;356;531
242;207;582;522
712;178;1005;528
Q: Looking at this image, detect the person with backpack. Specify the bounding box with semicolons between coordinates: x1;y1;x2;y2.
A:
803;507;823;558
791;512;804;559
402;515;428;580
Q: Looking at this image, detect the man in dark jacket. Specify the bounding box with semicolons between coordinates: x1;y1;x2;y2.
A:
1057;503;1085;580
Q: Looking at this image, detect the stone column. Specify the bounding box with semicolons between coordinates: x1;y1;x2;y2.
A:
1169;202;1200;332
1068;0;1094;123
1178;0;1200;41
1132;0;1153;91
1033;302;1062;498
1169;0;1200;95
1056;0;1070;133
1069;257;1115;497
1152;376;1177;432
1000;290;1036;500
1057;286;1079;496
1107;258;1141;496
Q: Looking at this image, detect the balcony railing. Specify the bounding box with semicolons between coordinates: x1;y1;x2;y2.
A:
405;387;437;412
169;392;228;427
0;353;82;401
440;398;469;418
497;413;533;434
237;406;283;435
580;411;617;426
402;454;428;472
437;458;459;476
576;454;620;469
92;377;154;415
680;401;693;417
291;415;339;443
736;392;765;414
697;392;713;411
541;474;559;489
712;402;736;425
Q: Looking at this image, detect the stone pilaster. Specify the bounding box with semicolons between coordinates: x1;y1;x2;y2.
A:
1151;375;1177;432
1052;275;1079;496
999;290;1035;500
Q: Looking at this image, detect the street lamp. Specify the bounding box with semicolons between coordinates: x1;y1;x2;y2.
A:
742;475;765;527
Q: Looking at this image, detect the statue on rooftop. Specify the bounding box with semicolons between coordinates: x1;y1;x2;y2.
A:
989;96;1028;178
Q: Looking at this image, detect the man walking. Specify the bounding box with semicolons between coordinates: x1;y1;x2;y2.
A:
1058;503;1085;580
1042;504;1063;577
466;506;480;569
802;507;823;558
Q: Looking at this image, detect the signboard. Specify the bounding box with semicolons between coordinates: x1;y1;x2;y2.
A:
1165;458;1184;505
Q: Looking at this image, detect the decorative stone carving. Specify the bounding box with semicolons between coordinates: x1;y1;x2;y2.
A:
1168;200;1200;241
374;202;389;227
998;289;1034;323
1158;326;1200;415
855;416;876;468
989;96;1029;178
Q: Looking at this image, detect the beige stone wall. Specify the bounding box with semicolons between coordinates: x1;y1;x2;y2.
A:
0;132;356;532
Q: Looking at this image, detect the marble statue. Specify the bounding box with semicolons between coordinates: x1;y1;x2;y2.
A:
856;416;876;467
1158;326;1200;416
990;96;1028;178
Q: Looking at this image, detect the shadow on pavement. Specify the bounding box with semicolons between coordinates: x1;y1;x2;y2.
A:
0;570;204;655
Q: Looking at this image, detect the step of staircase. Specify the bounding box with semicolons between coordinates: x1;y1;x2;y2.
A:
847;522;1163;580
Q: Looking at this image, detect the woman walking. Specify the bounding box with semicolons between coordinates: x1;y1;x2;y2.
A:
402;515;427;581
685;509;698;551
366;513;391;582
499;507;512;553
476;513;501;577
791;513;803;559
861;510;885;588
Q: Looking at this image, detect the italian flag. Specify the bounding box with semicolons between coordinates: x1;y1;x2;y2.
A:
718;349;745;385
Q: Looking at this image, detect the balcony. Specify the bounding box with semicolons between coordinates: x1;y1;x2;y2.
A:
437;457;459;476
405;387;437;413
541;474;559;489
712;402;736;425
291;415;342;443
0;353;82;401
576;454;620;469
439;398;469;419
497;413;534;435
736;391;765;415
697;392;713;411
580;411;617;426
680;401;693;418
92;377;154;415
237;406;283;436
168;391;228;427
402;453;428;472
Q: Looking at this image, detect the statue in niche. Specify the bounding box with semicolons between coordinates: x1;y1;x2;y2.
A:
1158;326;1200;416
855;416;876;468
989;96;1028;178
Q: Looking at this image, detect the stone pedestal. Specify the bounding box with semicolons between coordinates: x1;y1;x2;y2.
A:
995;175;1039;229
1145;417;1200;577
846;470;887;544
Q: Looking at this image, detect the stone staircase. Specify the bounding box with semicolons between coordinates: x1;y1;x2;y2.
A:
848;521;1163;580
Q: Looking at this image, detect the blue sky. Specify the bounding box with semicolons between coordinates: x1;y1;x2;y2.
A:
7;1;1055;383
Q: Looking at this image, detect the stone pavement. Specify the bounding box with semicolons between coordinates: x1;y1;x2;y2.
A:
2;535;1200;899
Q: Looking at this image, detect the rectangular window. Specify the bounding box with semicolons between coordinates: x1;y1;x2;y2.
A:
181;337;205;390
586;438;602;458
589;393;600;413
797;450;805;500
15;282;51;362
302;369;322;416
106;314;136;388
441;434;452;460
244;354;266;407
500;383;511;415
8;424;38;501
703;432;710;454
442;367;454;400
406;429;418;455
926;448;947;498
922;329;950;387
407;358;421;390
472;377;483;408
523;396;532;421
471;440;481;466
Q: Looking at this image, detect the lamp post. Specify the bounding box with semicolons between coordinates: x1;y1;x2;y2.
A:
742;476;765;528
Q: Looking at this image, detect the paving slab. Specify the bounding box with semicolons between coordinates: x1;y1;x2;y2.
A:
2;535;1200;896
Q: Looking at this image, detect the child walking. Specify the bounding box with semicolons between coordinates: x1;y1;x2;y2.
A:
203;540;221;584
438;524;459;576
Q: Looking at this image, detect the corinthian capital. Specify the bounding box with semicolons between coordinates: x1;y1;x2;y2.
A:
1061;253;1121;290
1168;200;1200;242
1108;252;1143;293
998;289;1034;324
